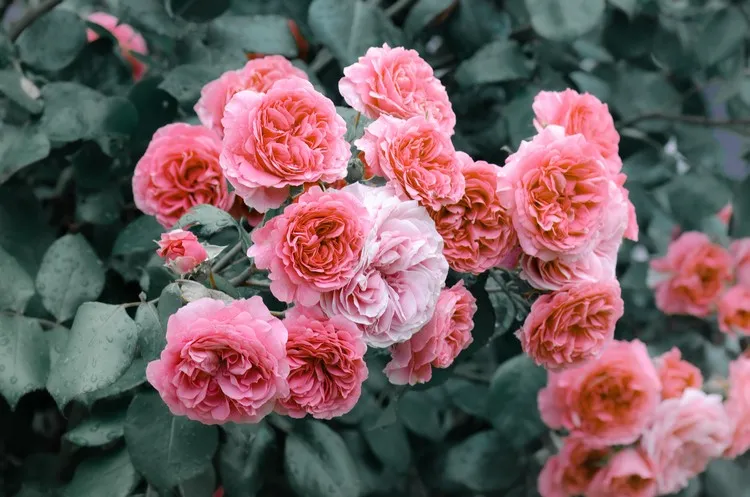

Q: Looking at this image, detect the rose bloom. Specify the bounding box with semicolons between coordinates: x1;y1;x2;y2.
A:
654;347;703;400
718;285;750;335
533;89;621;175
220;79;350;212
537;435;611;497
339;44;455;135
156;229;207;274
613;171;639;242
227;197;264;227
146;297;289;424
276;306;368;419
429;152;518;274
86;12;148;80
640;389;731;494
538;339;660;445
649;231;732;317
517;280;624;371
500;126;623;262
356;115;464;210
384;281;476;385
247;187;371;306
587;449;657;497
724;356;750;458
730;238;750;286
520;250;614;292
133;123;233;228
320;184;449;347
195;56;308;137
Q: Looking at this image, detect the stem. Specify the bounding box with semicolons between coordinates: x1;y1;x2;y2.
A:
619;113;750;130
120;297;159;309
228;265;256;286
309;49;333;73
212;242;243;272
1;311;58;329
8;0;64;42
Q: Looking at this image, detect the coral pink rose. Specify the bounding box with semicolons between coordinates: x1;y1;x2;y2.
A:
247;187;371;306
384;281;476;385
356;115;464;210
87;12;148;80
538;435;611;497
429;152;519;274
146;297;289;424
533;89;621;175
538;340;660;445
220;79;350;212
724;356;750;458
587;449;657;497
156;229;207;274
195;56;308;137
320;184;449;347
517;280;624;371
500;126;624;262
133;123;234;228
520;250;614;291
613;172;639;241
339;44;455;135
649;232;732;317
640;389;731;494
718;285;750;335
654;347;703;400
730;238;750;286
276;306;368;419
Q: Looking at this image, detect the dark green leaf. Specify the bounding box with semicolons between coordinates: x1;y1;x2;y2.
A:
160;64;220;106
0;246;35;312
569;71;610;101
62;447;139;497
158;283;185;328
665;173;732;230
704;459;750;497
0;184;54;276
455;40;532;86
219;422;276;497
176;204;241;237
112;216;163;256
525;0;605;41
84;358;147;404
404;0;456;37
607;0;637;17
461;281;496;358
443;378;489;419
122;0;189;38
0;70;43;113
442;431;521;492
398;390;448;441
180;467;217;497
135;301;165;361
64;407;127;446
208;15;299;58
0;315;49;408
361;418;411;473
445;0;511;58
731;175;750;238
0;126;50;184
17;9;86;71
695;7;748;68
612;68;681;132
167;0;230;22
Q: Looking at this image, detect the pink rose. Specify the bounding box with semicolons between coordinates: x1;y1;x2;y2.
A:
339;44;455;135
247;187;370;306
654;347;703;400
614;172;639;242
718;285;750;335
538;340;660;445
384;281;476;385
156;229;207;274
724;356;750;458
520;250;614;291
195;56;308;137
587;449;657;497
320;184;449;347
87;12;148;81
730;238;750;286
641;389;731;494
220;79;350;212
276;306;368;419
429;152;519;274
146;297;289;424
538;435;611;497
132;123;234;228
649;231;732;317
356;115;464;210
517;280;624;371
533;89;621;175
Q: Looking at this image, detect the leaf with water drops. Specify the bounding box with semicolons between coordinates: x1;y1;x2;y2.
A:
83;358;147;404
46;303;138;408
0;315;50;408
135;301;165;362
35;234;105;322
62;446;140;497
0;246;35;312
64;407;127;446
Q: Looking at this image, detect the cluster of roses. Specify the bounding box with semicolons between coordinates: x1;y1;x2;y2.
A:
538;339;750;497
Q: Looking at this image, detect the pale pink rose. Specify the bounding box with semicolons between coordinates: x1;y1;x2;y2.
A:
587;449;657;497
538;435;611;497
533;89;621;175
718;203;733;225
538;340;660;445
718;285;750;335
730;238;750;286
339;44;455;135
356;115;464;210
641;389;732;494
87;12;148;81
384;281;476;385
195;56;308;137
724;356;750;458
146;297;289;424
220;79;350;212
276;306;368;419
132;123;234;228
500;126;622;262
654;347;703;400
320;184;449;347
247;187;370;306
517;281;624;371
429;152;518;274
520;251;614;291
649;231;732;317
156;229;207;274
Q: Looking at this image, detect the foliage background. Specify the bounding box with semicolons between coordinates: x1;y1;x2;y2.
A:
1;0;750;496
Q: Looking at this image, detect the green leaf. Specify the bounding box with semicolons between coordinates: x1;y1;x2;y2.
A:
122;0;189;38
47;303;138;407
0;184;55;276
136;301;165;362
0;126;50;184
218;422;276;497
64;407;127;446
76;188;124;225
46;324;68;369
208;15;299;58
361;418;411;473
398;390;448;441
166;0;230;22
445;0;511;58
0;315;49;408
125;391;219;491
0;70;43;113
176;204;241;237
404;0;456;37
35;234;105;322
442;431;521;492
665;173;732;230
158;283;185;329
731;175;750;238
0;246;35;312
525;0;605;41
607;0;638;17
569;71;610;101
284;420;361;497
159;64;220;107
443;378;489;419
17;9;86;71
612;68;681;132
461;280;497;358
112;216;163;256
62;447;139;497
695;7;748;68
487;354;547;449
84;358;147;404
337;106;372;144
455;40;532;86
704;459;750;497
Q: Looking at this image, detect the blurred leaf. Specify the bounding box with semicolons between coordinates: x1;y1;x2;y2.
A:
167;0;230;22
612;68;681;131
525;0;605;41
135;301;165;362
442;430;521;492
398;390;448;441
731;175;750;237
607;0;637;17
461;278;497;358
665;172;731;230
404;0;456;37
455;40;532;86
0;246;35;312
17;9;86;71
695;7;748;68
361;416;411;473
0;125;50;184
443;378;489;419
704;459;750;497
122;0;189;38
446;0;511;58
64;407;127;446
62;447;139;497
0;70;43;113
0;315;49;408
569;71;610;101
76;188;124;225
112;216;163;256
208;15;299;58
219;422;276;497
160;64;220;106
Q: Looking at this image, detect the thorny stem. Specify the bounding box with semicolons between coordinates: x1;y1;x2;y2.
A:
7;0;64;41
